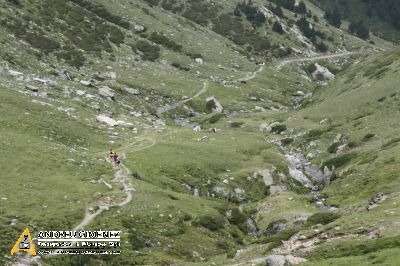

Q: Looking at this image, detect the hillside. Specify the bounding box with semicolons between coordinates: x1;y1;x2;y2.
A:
0;0;399;266
310;0;400;43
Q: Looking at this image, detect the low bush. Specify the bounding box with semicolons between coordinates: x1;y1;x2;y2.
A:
149;32;182;52
228;208;247;225
230;121;244;128
196;214;225;231
271;124;287;134
327;142;340;153
133;40;160;61
323;153;356;169
306;129;324;140
306;212;341;226
281;138;294;146
362;133;375;142
209;113;225;124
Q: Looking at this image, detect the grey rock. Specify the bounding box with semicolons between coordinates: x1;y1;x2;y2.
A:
285;255;307;265
80;80;93;87
270;185;286;194
98;86;115;99
122;87;140;95
266;255;286;266
205;96;223;113
253;169;274;186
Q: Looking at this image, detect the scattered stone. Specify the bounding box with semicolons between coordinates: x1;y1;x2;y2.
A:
312;63;335;80
205;97;223;113
193;125;202;132
266;254;306;266
98;86;115;100
266;255;286;266
234;188;245;195
253;169;274;186
96;115;118;127
367;192;387;211
122;87;140;95
195;58;203;64
80;80;92;87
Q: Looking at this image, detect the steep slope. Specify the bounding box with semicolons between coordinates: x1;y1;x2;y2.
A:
310;0;400;43
219;47;400;266
0;0;399;266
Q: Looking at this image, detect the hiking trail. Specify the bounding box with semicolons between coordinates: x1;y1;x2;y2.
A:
12;137;156;266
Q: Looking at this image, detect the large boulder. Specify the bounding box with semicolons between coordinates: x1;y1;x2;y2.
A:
206;97;223;113
259;122;280;133
98;86;115;100
266;255;306;266
122;87;140;95
96;115;118;127
266;255;286;266
253;169;274;186
312;63;335;80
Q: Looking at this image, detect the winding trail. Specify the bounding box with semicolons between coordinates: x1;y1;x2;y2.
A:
238;65;264;82
276;51;360;70
13;137;156;266
156;81;208;115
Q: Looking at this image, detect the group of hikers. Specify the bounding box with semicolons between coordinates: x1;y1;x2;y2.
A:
109;149;121;169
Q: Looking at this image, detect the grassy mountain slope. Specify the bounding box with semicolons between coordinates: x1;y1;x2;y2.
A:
0;0;399;265
310;0;400;43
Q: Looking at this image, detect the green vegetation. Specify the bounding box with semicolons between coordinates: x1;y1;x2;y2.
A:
322;153;356;169
133;40;161;61
271;124;287;134
306;212;341;226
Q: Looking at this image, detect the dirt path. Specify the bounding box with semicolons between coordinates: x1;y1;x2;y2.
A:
13;137;156;266
156;81;208;115
276;51;360;70
238;65;264;82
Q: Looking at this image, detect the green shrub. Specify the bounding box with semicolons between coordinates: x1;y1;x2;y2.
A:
362;133;375;142
209;113;225;124
271;124;287;134
327;142;340;153
323;153;356;169
306;212;341;226
257;227;301;251
205;99;217;112
230;121;244;128
196;214;225;231
171;62;181;68
347;141;359;148
281;138;294;146
149;32;182;52
134;40;160;61
306;129;324;140
228;208;247;225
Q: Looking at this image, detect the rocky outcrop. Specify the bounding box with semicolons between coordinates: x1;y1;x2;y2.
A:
122;87;140;95
312;63;335;81
259;122;280;133
253;169;274;186
96;115;118;126
266;255;306;266
206;97;223;113
98;86;115;100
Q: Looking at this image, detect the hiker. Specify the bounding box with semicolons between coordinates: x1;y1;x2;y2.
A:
112;152;118;168
109;149;114;161
116;154;121;169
